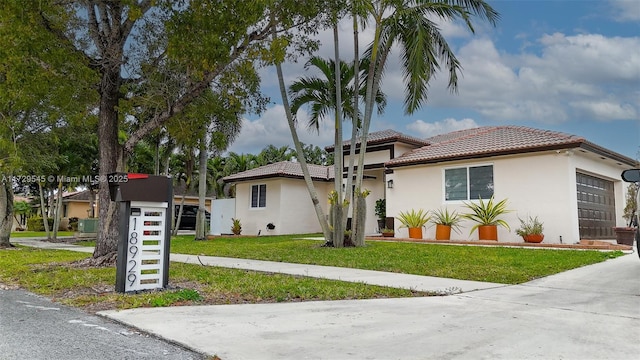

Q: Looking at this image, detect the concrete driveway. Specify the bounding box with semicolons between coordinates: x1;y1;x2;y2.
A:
100;253;640;359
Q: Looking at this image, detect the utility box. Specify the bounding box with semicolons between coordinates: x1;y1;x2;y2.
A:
108;173;172;293
78;218;98;233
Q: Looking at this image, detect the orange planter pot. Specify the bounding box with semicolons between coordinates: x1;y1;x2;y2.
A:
408;227;423;239
478;225;498;241
435;224;452;240
523;234;544;243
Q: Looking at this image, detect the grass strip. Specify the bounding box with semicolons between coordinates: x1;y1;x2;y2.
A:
170;234;624;284
0;246;426;311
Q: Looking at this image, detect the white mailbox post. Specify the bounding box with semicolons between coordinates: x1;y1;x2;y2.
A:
109;173;172;293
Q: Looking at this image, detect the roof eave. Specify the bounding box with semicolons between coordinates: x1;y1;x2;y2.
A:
386;143;585;168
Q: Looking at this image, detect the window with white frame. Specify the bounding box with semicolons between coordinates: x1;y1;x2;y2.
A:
250;184;266;208
444;165;494;201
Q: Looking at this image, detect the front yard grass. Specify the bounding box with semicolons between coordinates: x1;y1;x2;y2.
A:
171;234;624;284
0;246;424;312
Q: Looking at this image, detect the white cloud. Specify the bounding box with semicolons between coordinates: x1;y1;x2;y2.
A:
570;99;637;120
406;118;478;138
425;33;640;124
610;0;640;22
226;105;334;155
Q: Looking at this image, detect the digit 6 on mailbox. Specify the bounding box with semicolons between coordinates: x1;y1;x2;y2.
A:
108;173;173;293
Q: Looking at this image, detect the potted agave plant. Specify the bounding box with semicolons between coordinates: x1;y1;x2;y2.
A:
429;208;462;240
515;215;544;243
462;196;510;241
396;209;430;239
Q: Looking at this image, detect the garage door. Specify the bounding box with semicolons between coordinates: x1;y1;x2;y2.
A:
576;172;615;239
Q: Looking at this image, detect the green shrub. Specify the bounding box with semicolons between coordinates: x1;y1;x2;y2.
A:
68;217;79;231
26;217;54;231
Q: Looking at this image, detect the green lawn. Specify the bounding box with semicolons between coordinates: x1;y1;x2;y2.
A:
0;246;424;311
171;234;624;284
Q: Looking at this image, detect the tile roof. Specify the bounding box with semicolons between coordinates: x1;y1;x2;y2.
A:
387;126;635;167
223;161;334;183
325;129;430;152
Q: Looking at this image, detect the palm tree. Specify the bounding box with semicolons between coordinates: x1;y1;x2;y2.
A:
289;56;386;133
349;0;499;245
289;56;386;246
257;145;294;165
224;152;259;175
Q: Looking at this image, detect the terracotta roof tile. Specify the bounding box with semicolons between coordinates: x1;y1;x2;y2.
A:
223;161;334;182
325;129;430;151
387;126;588;167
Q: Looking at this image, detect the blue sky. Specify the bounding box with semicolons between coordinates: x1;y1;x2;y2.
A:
227;0;639;160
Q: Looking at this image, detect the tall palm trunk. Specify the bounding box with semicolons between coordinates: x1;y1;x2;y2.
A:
38;182;50;238
52;180;64;241
195;135;208;240
353;8;387;246
272;23;331;243
332;17;345;247
347;1;363;246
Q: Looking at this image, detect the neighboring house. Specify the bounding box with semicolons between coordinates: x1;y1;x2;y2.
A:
62;184;213;220
223;126;636;243
222;162;336;235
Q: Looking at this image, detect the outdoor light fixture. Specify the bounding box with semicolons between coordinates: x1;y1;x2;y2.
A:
387;179;394;189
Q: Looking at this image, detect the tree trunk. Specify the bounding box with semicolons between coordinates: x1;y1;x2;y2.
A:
332;20;344;248
173;194;186;237
345;4;360;245
0;178;14;248
94;66;123;259
353;190;367;247
88;187;96;218
38;182;50;238
52;180;64;241
195;136;208;240
272;23;331;243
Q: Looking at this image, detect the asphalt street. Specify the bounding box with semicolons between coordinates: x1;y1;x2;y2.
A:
0;289;205;360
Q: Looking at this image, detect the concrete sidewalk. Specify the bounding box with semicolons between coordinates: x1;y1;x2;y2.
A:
171;253;504;293
12;237;503;293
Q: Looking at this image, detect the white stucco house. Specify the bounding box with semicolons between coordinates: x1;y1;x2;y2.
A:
223;126;636;243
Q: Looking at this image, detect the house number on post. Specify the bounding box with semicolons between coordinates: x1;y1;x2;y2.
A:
123;202;167;292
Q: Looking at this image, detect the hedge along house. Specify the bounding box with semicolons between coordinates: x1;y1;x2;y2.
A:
385;126;636;243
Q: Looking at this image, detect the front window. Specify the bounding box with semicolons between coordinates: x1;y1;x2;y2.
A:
251;184;266;208
445;165;493;201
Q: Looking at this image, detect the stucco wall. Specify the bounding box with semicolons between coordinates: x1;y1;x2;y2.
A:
234;179;333;236
66;202;93;218
344;149;391;166
388;150;630;243
233;176;385;236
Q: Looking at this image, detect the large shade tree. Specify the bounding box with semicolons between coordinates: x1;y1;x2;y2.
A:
0;2;96;248
2;0;332;259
